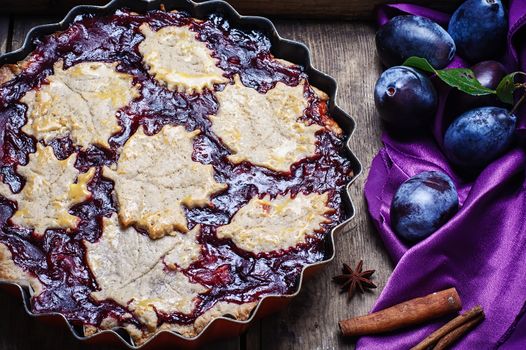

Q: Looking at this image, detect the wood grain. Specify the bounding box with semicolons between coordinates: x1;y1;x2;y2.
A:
0;17;8;54
255;20;394;350
0;0;462;19
0;293;240;350
0;14;394;350
10;16;60;51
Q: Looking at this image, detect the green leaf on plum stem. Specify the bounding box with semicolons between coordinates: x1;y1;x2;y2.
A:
496;72;526;105
402;56;436;73
402;56;496;96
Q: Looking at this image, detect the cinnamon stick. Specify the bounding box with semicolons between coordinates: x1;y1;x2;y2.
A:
339;288;461;337
411;305;484;350
433;314;484;350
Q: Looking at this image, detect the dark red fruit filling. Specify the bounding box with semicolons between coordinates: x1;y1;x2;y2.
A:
0;9;352;330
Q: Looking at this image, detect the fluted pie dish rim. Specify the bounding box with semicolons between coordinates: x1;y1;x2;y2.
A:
0;0;361;348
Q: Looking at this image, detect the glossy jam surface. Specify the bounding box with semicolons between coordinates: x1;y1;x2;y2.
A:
0;10;352;330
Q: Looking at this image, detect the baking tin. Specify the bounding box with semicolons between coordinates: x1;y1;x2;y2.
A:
0;0;362;348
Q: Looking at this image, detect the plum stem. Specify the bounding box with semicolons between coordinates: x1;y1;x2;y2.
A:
510;91;526;115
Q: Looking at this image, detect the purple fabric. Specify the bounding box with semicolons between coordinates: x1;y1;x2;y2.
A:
359;2;526;349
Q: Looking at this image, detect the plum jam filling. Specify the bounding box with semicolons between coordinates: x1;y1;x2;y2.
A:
0;9;352;328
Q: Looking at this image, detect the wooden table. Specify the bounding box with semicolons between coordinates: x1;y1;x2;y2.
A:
0;12;395;350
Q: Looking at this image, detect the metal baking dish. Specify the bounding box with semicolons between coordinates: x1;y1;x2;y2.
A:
0;0;361;348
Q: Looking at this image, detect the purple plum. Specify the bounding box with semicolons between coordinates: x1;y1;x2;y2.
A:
374;66;437;128
391;171;458;242
376;15;456;69
444;107;516;168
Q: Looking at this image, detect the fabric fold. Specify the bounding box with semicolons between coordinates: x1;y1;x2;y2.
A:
360;2;526;349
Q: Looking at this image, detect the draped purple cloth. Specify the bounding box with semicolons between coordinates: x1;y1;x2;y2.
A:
359;2;526;349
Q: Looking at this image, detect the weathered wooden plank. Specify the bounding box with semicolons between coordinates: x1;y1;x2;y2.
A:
244;321;261;350
254;21;394;350
10;16;61;52
0;291;117;350
0;17;9;54
0;289;241;350
202;338;241;350
0;0;462;19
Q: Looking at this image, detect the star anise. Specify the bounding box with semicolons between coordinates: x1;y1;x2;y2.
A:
333;260;377;299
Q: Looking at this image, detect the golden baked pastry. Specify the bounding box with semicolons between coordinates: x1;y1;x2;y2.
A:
0;8;352;346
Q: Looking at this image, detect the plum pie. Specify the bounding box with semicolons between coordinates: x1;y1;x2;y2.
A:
0;8;352;345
